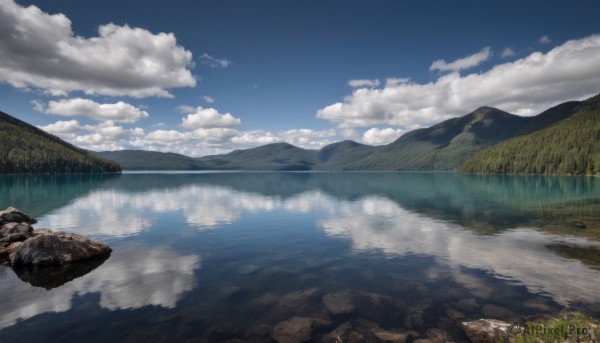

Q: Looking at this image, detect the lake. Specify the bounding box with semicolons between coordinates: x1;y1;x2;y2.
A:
1;172;600;342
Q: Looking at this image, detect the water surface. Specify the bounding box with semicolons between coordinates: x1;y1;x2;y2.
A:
1;172;599;342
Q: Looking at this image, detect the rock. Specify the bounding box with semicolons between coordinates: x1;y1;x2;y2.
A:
368;327;415;343
0;241;23;262
574;221;587;229
244;324;271;339
0;222;34;243
323;290;357;314
413;340;433;343
461;319;511;343
11;231;112;267
272;316;332;343
348;331;366;343
323;289;405;323
320;322;353;343
425;328;448;343
0;207;37;227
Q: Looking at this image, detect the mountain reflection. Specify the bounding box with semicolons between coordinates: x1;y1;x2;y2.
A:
0;244;200;329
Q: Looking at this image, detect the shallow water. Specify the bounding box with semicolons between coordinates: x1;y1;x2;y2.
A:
1;172;599;342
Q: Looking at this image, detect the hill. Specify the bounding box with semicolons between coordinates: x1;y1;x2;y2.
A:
315;140;379;170
198;143;320;170
94;150;210;170
461;94;600;175
0;111;121;173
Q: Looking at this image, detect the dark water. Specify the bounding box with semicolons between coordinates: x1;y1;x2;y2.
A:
1;172;600;342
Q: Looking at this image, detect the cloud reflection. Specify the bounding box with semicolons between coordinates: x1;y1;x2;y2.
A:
319;196;600;306
0;244;200;329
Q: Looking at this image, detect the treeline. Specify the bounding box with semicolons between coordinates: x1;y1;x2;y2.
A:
0;111;121;174
461;95;600;176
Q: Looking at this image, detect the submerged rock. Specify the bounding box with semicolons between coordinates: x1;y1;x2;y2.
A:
461;319;511;343
11;231;112;267
0;207;37;226
368;327;415;343
273;316;332;343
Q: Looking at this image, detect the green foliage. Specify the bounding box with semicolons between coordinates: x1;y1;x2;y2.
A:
512;312;599;343
461;94;600;176
0;111;121;174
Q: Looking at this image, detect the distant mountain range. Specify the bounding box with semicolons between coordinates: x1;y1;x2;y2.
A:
2;93;598;175
0;111;121;173
94;94;598;175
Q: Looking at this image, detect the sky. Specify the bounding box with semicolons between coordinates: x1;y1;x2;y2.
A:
1;0;600;156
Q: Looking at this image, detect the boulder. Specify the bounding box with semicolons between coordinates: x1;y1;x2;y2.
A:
11;231;112;267
320;322;353;343
0;207;37;226
0;222;34;243
461;319;512;343
273;316;332;343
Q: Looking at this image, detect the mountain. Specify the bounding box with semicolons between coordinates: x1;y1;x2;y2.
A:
315;140;379;170
94;97;587;172
94;150;209;170
461;94;600;175
0;111;121;173
198;143;320;170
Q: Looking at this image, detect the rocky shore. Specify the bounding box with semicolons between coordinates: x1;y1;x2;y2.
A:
0;207;112;267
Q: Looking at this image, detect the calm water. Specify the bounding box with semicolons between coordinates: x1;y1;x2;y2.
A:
1;172;600;342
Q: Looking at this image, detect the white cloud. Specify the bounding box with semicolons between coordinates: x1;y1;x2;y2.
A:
0;244;200;329
38;119;82;134
317;34;600;128
500;47;515;58
0;0;195;97
539;35;551;44
181;107;241;129
199;53;232;68
348;79;380;88
430;47;492;72
202;96;215;104
44;98;148;123
362;127;402;145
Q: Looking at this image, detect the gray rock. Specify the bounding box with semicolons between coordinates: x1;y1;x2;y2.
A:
368;327;415;343
0;222;34;243
273;316;332;343
0;207;37;226
0;241;23;262
320;322;353;343
11;231;112;267
461;319;512;343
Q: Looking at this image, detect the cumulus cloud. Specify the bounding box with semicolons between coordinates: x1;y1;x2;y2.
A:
348;79;380;88
539;35;551;44
430;47;492;72
500;47;515;58
317;34;600;128
38;119;83;134
181;107;241;129
0;0;195;97
200;53;232;68
362;127;402;145
41;98;149;123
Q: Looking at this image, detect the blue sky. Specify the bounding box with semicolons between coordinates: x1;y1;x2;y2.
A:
1;0;600;156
